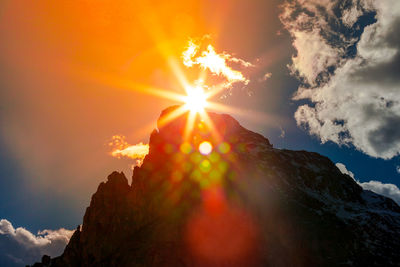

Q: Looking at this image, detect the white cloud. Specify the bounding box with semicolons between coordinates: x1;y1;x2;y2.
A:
336;163;400;204
342;5;363;27
0;219;14;235
0;219;73;265
182;38;253;90
281;0;400;159
335;163;354;179
358;180;400;205
396;165;400;174
290;29;341;86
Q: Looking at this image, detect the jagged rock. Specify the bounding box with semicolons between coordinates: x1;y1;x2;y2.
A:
41;255;50;266
31;106;400;266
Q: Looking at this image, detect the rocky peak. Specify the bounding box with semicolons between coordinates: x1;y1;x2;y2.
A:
31;107;400;266
149;105;272;160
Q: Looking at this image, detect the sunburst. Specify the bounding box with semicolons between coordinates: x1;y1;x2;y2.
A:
82;18;271;144
183;85;208;113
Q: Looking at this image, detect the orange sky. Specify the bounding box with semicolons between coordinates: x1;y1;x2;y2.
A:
2;0;400;238
0;0;283;214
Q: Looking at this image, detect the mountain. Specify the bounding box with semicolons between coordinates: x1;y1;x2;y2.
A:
30;106;400;266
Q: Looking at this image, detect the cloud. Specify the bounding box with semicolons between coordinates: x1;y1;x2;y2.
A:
342;4;363;27
109;135;149;166
396;165;400;174
335;163;354;179
358;180;400;205
279;126;285;139
0;219;73;266
182;38;253;90
336;163;400;205
281;0;400;159
260;72;272;82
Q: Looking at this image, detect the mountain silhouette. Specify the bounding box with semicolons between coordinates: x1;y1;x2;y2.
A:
30;106;400;266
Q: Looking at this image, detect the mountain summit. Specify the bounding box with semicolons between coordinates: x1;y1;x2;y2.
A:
31;106;400;266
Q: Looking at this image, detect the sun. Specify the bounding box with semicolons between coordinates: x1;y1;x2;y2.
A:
183;86;209;113
98;37;260;144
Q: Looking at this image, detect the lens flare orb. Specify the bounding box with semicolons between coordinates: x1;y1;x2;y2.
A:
199;141;213;155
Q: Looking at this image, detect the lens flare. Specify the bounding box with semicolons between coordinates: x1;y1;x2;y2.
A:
104;36;270;164
183;86;208;113
185;188;258;265
199;141;213;155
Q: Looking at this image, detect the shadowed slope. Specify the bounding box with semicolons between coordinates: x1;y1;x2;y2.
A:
31;106;400;267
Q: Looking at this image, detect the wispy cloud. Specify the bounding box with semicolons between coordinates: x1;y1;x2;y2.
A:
260;72;272;82
182;38;253;90
281;0;400;159
279;126;285;139
108;135;149;166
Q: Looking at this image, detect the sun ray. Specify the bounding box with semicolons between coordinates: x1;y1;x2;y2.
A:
76;67;187;103
157;105;188;129
168;57;193;93
199;109;221;142
135;3;192;96
128;120;160;140
184;111;197;141
204;82;230;99
207;101;288;126
97;3;263;147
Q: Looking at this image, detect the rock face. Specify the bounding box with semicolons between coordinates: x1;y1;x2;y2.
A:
32;106;400;266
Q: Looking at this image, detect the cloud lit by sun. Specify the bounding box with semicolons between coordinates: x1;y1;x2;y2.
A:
182;39;253;89
109;135;149;166
107;36;270;164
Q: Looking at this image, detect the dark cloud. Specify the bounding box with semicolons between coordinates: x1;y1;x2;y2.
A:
354;52;400;85
368;114;400;155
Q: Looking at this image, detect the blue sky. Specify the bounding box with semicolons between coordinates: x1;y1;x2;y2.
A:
1;0;400;265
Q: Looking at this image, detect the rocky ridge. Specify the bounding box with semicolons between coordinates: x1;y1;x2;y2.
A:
31;106;400;266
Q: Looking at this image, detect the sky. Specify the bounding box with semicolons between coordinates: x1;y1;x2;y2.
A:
0;0;400;265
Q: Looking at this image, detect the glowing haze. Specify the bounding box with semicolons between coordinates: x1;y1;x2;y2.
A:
109;37;256;165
